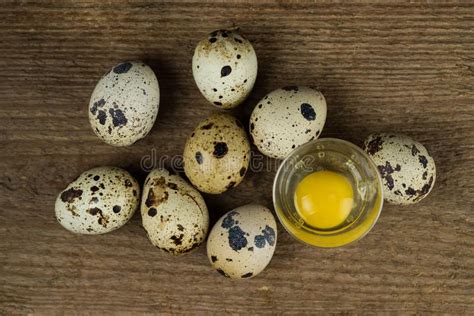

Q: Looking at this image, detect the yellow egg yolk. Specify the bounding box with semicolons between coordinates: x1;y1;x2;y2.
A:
294;170;354;230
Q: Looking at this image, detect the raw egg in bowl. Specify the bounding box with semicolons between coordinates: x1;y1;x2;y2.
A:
273;138;383;248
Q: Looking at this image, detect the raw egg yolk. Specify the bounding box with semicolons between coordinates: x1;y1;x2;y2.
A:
294;170;354;230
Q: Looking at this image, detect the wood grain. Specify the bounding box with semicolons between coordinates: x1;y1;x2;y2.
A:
1;1;473;314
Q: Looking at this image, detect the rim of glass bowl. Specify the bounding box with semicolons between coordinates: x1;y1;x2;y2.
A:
272;137;384;248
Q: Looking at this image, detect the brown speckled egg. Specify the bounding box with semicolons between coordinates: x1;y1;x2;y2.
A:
250;86;327;159
183;112;250;194
207;204;277;279
363;133;436;205
88;61;160;146
192;29;258;109
55;166;140;234
141;168;209;255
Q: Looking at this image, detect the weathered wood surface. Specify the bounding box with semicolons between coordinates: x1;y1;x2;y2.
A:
1;1;473;314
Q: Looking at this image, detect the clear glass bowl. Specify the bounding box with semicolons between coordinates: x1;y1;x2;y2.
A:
273;138;384;248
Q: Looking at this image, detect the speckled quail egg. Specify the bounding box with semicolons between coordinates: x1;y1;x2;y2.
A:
363;133;436;205
192;29;258;109
250;86;327;159
89;61;160;146
183;111;250;194
55;166;140;234
141;168;209;255
207;204;277;279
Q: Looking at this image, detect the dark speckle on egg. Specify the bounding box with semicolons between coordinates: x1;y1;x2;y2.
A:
195;152;203;164
201;122;214;130
365;136;384;155
254;235;266;248
113;62;133;74
234;119;243;128
60;188;83;203
97;110;107;125
213;142;228;158
221;211;237;229
90;98;105;115
167;182;178;190
419;155;428;168
170;234;184;246
262;225;276;246
254;225;276;248
221;65;232;77
228;226;248;251
216;268;230;278
300;103;316;121
226;181;236;189
109;108;128;127
87;207;102;216
148;207;157;217
405;187;417;196
419;176;434;196
377;161;401;191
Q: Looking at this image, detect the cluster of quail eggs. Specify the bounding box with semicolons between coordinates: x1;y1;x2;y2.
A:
56;28;436;280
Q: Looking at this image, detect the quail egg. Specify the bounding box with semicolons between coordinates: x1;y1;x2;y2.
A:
192;29;258;109
364;133;436;205
55;166;140;234
89;61;160;146
141;168;209;255
183;111;250;194
207;204;277;279
250;86;327;159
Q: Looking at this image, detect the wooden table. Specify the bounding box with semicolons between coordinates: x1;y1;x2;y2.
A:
1;1;473;314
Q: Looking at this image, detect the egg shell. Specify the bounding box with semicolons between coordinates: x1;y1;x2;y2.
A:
55;166;140;234
363;133;436;205
192;29;257;109
207;204;277;279
141;168;209;255
183;111;250;194
250;86;327;159
89;61;160;146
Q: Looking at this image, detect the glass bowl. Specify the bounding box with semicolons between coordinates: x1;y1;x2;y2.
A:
273;138;384;248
